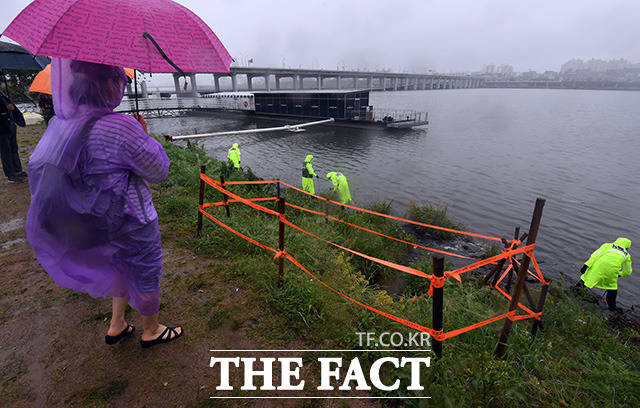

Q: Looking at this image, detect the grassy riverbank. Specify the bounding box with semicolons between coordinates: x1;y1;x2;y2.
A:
154;139;640;407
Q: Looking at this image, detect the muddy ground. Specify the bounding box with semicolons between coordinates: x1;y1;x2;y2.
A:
0;124;378;408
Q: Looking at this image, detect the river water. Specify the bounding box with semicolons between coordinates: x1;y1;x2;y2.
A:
147;89;640;310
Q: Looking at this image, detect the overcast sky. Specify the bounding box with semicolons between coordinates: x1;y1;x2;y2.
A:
2;0;639;73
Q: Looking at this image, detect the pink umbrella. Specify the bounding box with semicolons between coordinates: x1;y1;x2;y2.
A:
2;0;232;74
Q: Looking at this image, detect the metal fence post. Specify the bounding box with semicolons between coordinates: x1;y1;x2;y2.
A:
495;198;545;358
432;255;444;359
196;165;206;238
278;197;286;287
220;174;230;217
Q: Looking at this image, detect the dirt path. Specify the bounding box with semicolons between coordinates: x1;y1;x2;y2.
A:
0;124;379;407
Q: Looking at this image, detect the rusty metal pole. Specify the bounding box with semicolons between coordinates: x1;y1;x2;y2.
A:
432;255;444;359
276;178;281;211
505;227;520;293
278;197;286;287
495;198;545;358
220;175;230;217
196;165;206;238
531;280;552;338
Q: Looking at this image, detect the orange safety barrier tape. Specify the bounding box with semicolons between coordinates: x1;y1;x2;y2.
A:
494;285;541;319
199;207;440;337
200;208;278;255
285;201;478;261
278;181;503;242
527;251;549;285
200;205;543;341
281;217;434;280
201;174;281;217
444;244;535;281
223;180;278;185
202;197;279;208
440;311;515;340
201;173;222;185
200;177;548;330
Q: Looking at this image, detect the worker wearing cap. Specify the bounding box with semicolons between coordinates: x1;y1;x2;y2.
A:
227;143;241;169
301;154;318;194
326;171;352;204
579;237;632;313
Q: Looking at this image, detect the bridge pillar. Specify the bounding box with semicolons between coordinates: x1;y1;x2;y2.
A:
380;77;386;90
213;75;220;93
265;75;271;91
393;77;398;91
337;76;342;90
140;81;148;98
403;77;409;90
294;75;300;90
246;74;253;91
189;74;198;96
367;76;373;89
275;76;281;90
231;74;238;92
173;73;182;98
317;75;322;90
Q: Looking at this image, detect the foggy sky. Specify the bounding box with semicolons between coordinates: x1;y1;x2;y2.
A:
2;0;639;73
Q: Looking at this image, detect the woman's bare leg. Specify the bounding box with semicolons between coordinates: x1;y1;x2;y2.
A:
141;314;182;341
108;296;130;336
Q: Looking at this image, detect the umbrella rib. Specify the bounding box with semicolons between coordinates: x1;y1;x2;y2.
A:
142;32;184;74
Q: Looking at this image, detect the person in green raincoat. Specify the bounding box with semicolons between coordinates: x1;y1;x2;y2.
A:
326;171;352;204
301;154;318;194
579;237;632;312
227;143;241;169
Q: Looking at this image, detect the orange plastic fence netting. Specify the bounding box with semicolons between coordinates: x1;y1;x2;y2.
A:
198;206;541;342
278;180;504;242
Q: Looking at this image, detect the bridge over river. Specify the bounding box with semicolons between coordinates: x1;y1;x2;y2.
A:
129;67;485;98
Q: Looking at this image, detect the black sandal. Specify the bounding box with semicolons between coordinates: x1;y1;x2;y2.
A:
105;324;135;345
140;326;183;349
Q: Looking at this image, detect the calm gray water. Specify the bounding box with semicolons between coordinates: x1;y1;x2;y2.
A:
148;89;640;310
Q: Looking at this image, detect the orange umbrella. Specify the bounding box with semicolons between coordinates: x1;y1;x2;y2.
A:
29;64;135;94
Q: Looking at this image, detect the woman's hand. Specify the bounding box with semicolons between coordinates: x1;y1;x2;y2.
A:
133;113;148;134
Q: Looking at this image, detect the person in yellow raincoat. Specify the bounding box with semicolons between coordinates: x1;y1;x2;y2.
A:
579;237;632;312
227;143;241;169
326;171;351;204
301;154;318;194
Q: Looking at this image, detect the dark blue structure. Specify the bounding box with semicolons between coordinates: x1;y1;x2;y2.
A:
252;90;369;120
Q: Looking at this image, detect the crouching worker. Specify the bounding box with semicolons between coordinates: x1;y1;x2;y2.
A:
579;237;632;313
326;171;352;204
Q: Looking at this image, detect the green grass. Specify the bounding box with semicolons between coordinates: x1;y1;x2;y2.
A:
153;138;640;407
406;201;466;241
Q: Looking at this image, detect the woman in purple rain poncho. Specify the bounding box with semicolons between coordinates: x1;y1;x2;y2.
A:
26;58;182;348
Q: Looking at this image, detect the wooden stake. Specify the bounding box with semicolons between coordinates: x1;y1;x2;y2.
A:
432;255;444;359
495;198;545;358
531;280;552;338
278;197;286;287
220;175;230;217
196;165;206;238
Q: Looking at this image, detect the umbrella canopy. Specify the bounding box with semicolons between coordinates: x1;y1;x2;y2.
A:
0;40;49;70
29;63;134;94
2;0;232;74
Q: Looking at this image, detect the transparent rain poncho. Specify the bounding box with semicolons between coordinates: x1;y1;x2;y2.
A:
26;58;170;316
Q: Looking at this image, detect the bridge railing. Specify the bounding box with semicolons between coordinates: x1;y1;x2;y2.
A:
370;108;428;124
